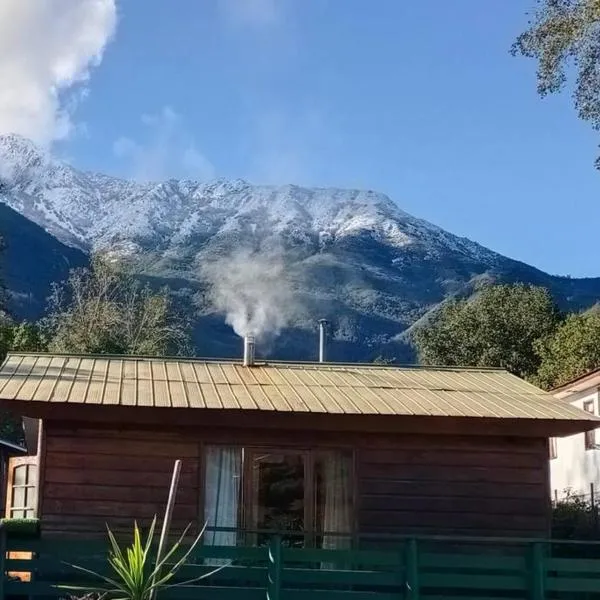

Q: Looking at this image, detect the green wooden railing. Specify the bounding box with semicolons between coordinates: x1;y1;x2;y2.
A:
3;530;600;599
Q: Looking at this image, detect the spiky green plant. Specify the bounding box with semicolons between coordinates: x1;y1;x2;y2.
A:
63;517;224;600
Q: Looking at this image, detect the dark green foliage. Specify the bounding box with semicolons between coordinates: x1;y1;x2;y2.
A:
0;319;44;445
513;0;600;168
413;284;561;380
535;310;600;389
45;254;192;356
1;518;40;539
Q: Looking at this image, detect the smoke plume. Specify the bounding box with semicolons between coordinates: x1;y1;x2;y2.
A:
201;247;304;341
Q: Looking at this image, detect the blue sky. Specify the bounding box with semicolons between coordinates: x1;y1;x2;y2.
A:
52;1;600;276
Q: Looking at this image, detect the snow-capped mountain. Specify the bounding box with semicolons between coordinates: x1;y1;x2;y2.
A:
2;133;600;361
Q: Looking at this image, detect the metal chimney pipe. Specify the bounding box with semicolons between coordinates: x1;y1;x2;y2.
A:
243;335;256;367
318;319;328;363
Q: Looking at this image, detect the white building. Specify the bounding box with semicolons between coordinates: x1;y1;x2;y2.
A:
550;369;600;501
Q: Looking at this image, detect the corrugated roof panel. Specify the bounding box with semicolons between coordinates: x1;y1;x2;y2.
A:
199;382;222;409
120;360;138;407
151;362;170;408
137;363;153;408
165;362;183;382
0;353;598;427
272;384;310;412
50;357;80;402
206;363;228;385
85;358;107;405
215;383;243;409
168;364;189;408
103;360;122;405
0;355;37;400
35;356;65;402
260;384;291;411
193;363;212;385
0;356;23;397
228;382;255;410
181;379;198;408
319;386;360;414
66;358;91;403
16;355;52;401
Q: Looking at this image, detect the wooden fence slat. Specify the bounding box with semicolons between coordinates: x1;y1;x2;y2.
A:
6;534;600;598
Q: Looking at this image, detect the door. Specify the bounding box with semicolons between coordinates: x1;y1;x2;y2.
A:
247;449;310;547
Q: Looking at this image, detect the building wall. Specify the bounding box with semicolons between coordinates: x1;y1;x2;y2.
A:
359;435;549;539
550;388;600;499
39;420;551;539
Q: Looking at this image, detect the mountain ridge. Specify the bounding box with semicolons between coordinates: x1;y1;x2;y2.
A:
1;134;599;362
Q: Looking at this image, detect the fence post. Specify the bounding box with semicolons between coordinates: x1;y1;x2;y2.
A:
529;541;545;600
405;538;419;600
267;535;282;600
0;523;5;600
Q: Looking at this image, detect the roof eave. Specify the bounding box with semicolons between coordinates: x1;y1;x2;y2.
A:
1;399;596;439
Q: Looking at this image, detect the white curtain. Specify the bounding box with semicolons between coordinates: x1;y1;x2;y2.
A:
204;446;242;560
321;451;353;553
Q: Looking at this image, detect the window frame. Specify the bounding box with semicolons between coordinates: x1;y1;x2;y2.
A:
7;460;38;519
584;400;596;450
549;437;557;460
201;443;356;548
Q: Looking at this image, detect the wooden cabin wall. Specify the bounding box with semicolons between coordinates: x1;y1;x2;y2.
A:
39;420;550;539
358;436;550;540
41;426;200;537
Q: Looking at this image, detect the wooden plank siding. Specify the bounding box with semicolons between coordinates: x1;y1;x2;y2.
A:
359;436;550;539
39;420;551;539
41;426;200;537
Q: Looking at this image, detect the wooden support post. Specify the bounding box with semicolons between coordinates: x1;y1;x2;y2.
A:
150;459;182;600
529;542;545;600
405;538;419;600
0;523;6;600
267;535;282;600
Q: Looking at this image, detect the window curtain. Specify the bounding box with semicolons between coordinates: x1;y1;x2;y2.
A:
203;446;242;562
321;451;353;558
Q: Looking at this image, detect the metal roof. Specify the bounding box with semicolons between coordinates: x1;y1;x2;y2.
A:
0;438;26;454
0;353;596;424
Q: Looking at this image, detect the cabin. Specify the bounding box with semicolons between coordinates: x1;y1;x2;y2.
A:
550;368;600;501
0;351;597;546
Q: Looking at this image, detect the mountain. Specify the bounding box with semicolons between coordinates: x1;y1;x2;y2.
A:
1;133;600;361
0;202;87;319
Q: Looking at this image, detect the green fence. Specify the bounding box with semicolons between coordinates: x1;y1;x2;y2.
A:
3;531;600;599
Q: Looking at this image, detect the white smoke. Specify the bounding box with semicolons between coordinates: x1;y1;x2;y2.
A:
0;0;117;145
201;247;304;341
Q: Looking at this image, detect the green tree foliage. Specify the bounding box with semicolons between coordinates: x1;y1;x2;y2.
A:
513;0;600;167
0;320;45;445
413;284;561;380
535;311;600;389
45;254;191;356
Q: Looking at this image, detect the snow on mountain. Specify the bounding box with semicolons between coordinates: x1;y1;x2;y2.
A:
1;134;600;362
0;134;496;264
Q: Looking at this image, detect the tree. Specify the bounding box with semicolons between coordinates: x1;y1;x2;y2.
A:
513;0;600;167
535;310;600;389
413;283;561;379
45;254;191;356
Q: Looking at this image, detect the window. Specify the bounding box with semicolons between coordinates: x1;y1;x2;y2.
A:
203;446;354;550
549;437;557;460
584;400;596;450
8;462;37;519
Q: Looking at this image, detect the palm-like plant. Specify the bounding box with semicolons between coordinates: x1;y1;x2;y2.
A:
64;517;224;600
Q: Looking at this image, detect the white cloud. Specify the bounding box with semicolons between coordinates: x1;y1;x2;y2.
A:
217;0;282;27
0;0;117;146
113;107;216;182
